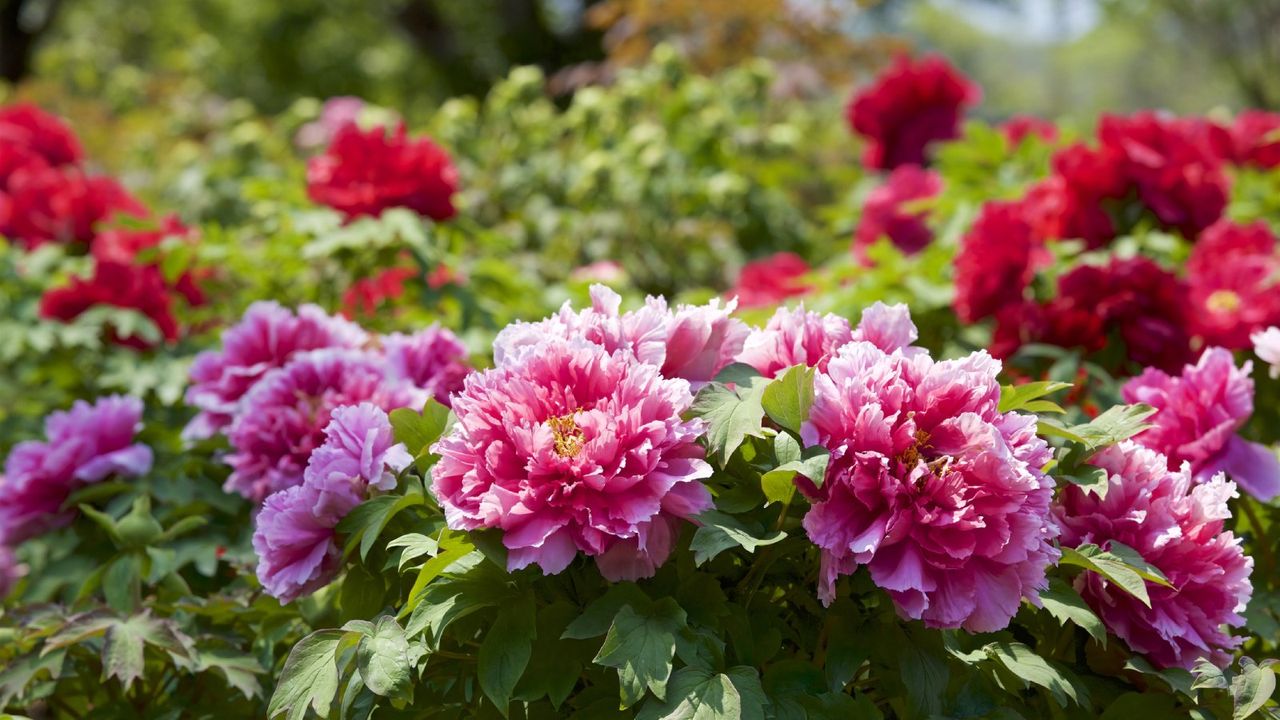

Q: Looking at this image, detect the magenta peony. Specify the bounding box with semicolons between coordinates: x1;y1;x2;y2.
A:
184;302;368;440
380;326;471;406
304;403;413;502
854;165;942;260
1253;327;1280;379
1054;442;1252;669
431;337;712;580
798;339;1059;631
1123;348;1280;501
223;349;422;503
0;396;152;544
493;285;747;390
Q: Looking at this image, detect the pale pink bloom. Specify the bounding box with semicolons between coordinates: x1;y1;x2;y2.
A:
493;284;748;389
1123;347;1280;501
295;96;371;150
1253;326;1280;379
570;261;625;284
380;326;470;406
850;301;921;355
184;302;367;440
432;337;712;580
799;339;1058;632
0;395;152;544
224;349;423;503
1054;442;1252;669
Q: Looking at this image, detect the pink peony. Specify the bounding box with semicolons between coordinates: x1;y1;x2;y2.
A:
854;165;942;260
1054;443;1252;670
295;97;370;151
1231;110;1280;169
493;284;748;390
1123;348;1280;501
223;349;422;503
184;302;368;440
254;403;411;603
726;253;812;309
380;326;471;406
431;337;713;580
736;301;918;378
1253;327;1280;379
799;339;1059;632
1000;115;1059;147
1187;220;1280;349
0;396;152;544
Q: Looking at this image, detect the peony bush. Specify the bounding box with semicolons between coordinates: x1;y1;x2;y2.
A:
1;48;1279;719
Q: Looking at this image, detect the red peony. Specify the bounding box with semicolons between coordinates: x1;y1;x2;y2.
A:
726;252;812;308
1230;110;1280;169
2;165;145;249
306;122;458;221
846;54;980;170
853;164;942;260
40;260;185;348
1187;220;1280;348
1000;115;1058;146
0;104;83;170
953;201;1043;323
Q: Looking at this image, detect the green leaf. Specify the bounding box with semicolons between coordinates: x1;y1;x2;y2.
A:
986;642;1088;707
1059;544;1168;608
77;504;123;546
103;553;142;614
1039;578;1107;646
1104;541;1174;588
761;365;816;435
267;630;343;720
689;377;769;463
340;563;386;622
357;616;413;700
100;613;193;691
1059;465;1110;499
637;665;766;720
389;398;452;472
562;584;651;640
1066;404;1157;451
387;532;440;571
401;536;476;618
761;435;829;501
0;649;65;709
689;510;786;566
405;558;510;645
195;648;264;700
1099;692;1177;719
900;640;948;718
595;598;688;708
479;594;537;715
998;381;1073;414
336;492;426;560
1232;658;1276;720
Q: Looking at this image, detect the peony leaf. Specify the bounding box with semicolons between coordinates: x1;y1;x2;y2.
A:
635;665;766;720
562;584;651;640
478;594;536;715
761;364;816;435
389;398;453;473
1058;543;1171;607
356;616;413;700
689;510;787;566
985;641;1089;708
1066;404;1157;451
689;377;770;464
998;381;1073;414
594;598;687;708
1039;578;1107;646
1231;658;1276;720
267;630;343;720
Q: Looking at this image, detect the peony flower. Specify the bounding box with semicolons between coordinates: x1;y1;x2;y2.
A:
1253;327;1280;379
254;403;412;603
846;54;981;170
184;302;368;440
726;253;812;309
494;284;748;390
0;396;151;544
1187;220;1280;349
306;122;458;222
1054;442;1252;670
342;267;415;319
1019;144;1128;249
1123;348;1280;501
1000;115;1058;147
1230;110;1280;169
0;104;83;171
431;337;712;580
223;349;423;503
953;200;1042;323
1;165;145;249
570;261;626;285
40;260;195;350
737;305;852;378
380;326;471;406
854;165;942;260
799;338;1059;631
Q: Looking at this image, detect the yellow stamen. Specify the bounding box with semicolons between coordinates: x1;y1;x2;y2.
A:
547;413;586;458
1206;289;1242;314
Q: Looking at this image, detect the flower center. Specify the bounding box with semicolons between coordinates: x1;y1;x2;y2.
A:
547;412;586;458
1206;289;1241;313
897;429;932;469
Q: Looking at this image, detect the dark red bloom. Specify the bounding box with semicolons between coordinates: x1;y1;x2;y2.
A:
727;252;812;308
343;266;416;318
1098;112;1228;239
92;214;189;264
1000;115;1058;147
953;201;1044;323
40;261;183;348
1187;220;1280;348
0;104;83;170
846;54;980;170
1020;143;1129;249
307;122;458;221
1230;110;1280;169
854;164;942;260
1;165;145;249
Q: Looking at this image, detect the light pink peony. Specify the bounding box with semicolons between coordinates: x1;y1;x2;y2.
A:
1123;348;1280;501
1054;442;1252;669
736;301;918;378
224;349;423;503
799;339;1059;632
0;395;152;544
254;403;412;603
493;284;748;390
1253;327;1280;379
431;337;713;580
380;326;470;406
184;302;368;440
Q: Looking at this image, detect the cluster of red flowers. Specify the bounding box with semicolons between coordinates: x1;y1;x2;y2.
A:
952;103;1280;370
0;104;203;348
725;252;813;308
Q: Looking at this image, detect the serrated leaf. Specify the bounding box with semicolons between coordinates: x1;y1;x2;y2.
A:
1039;578;1107;646
595;598;687;708
689;510;786;566
267;630;343;720
761;365;815;435
479;595;536;715
689;378;769;463
357;616;413;700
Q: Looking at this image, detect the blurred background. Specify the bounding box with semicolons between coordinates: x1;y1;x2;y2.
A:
3;0;1276;123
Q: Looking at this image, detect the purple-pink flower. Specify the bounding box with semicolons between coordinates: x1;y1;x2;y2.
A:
224;349;422;503
431;337;713;580
254;403;411;603
1253;327;1280;379
0;395;151;544
493;285;747;390
1123;348;1280;501
799;339;1058;632
1054;442;1252;670
184;302;367;440
380;326;470;406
